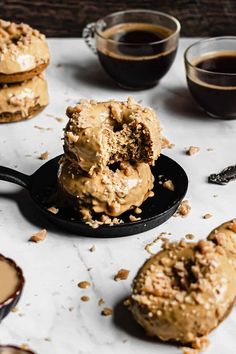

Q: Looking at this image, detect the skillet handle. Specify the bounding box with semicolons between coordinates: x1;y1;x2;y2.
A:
0;166;30;189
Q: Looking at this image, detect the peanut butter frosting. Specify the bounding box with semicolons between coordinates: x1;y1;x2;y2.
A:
58;157;154;217
129;239;236;345
0;74;49;117
208;219;236;269
0;256;21;303
64;97;162;175
0;348;31;354
0;19;49;74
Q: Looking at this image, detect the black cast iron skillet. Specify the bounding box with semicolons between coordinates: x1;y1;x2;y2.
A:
0;154;188;237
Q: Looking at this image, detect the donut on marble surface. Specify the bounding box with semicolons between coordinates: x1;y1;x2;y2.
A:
128;239;236;346
0;19;50;84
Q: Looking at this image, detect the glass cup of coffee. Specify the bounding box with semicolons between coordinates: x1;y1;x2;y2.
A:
185;37;236;119
83;9;180;89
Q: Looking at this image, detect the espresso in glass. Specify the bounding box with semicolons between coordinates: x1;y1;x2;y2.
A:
83;10;180;89
97;23;177;89
185;37;236;119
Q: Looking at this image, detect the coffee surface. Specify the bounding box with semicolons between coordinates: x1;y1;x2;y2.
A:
102;23;172;44
0;257;21;303
195;51;236;74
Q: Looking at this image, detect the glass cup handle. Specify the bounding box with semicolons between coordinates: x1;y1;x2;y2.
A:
82;22;97;55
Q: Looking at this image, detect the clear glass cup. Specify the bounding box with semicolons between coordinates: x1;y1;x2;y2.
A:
184;37;236;119
83;9;180;89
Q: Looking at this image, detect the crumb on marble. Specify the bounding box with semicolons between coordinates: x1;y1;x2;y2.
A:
39;151;49;160
203;213;212;219
101;307;113;316
186;146;200;156
174;200;191;218
89;245;96;252
78;281;91;289
81;295;90;302
161;136;175;149
98;298;105;306
11;306;18;313
29;229;47;243
114;269;130;281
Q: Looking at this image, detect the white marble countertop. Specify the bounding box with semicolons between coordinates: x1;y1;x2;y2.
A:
0;38;236;354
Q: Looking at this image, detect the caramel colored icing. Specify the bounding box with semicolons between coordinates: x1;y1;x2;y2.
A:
0;348;31;354
208;219;236;269
58;157;154;217
129;240;236;345
0;19;50;74
0;257;21;303
0;74;49;117
64;97;162;175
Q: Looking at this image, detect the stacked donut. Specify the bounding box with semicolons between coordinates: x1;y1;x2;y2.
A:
0;19;50;123
128;219;236;351
58;97;163;225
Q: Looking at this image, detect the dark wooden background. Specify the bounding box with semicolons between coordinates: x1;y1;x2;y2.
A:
0;0;235;37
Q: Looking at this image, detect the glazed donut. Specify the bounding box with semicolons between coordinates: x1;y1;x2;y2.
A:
208;219;236;269
64;97;162;175
0;75;49;123
0;346;35;354
58;156;154;217
0;19;50;83
129;239;236;345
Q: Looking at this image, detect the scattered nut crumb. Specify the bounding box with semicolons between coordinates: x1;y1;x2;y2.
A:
203;213;212;219
56;63;63;67
78;281;91;289
207;148;214;151
129;214;141;222
163;179;175;191
89;245;96;252
69;306;74;311
174;200;191;218
29;229;47;243
98;298;105;306
81;295;90;302
162;136;175;149
39;151;49;160
47;206;59;214
213;194;218;198
185;233;195;240
134;207;142;214
101;307;113;316
114;269;130;281
11;306;18;313
186;146;200;156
